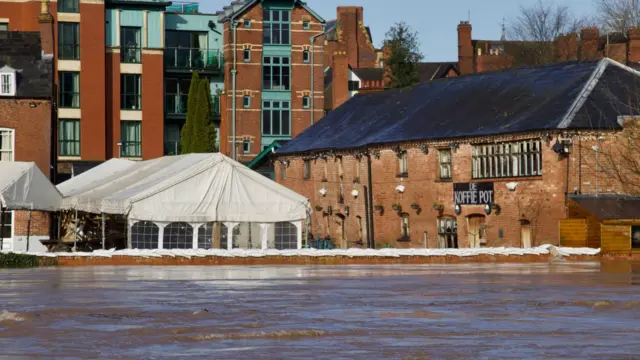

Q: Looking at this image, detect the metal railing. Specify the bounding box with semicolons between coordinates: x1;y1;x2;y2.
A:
165;94;221;116
164;48;223;70
166;1;199;13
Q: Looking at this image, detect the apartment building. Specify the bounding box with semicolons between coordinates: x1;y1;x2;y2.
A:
216;0;325;163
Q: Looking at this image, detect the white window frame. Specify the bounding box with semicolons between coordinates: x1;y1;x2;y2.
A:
472;140;542;179
0;127;15;248
0;71;16;97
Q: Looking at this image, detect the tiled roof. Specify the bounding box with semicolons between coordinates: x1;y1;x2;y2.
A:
0;31;52;99
352;67;384;82
570;195;640;220
418;62;459;82
278;59;640;155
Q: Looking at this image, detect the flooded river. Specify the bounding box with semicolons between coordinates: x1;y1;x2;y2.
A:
1;262;640;359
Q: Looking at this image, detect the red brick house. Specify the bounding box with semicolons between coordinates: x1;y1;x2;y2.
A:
0;30;54;251
273;59;640;249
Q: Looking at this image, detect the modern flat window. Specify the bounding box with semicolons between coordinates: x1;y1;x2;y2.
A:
348;80;360;91
0;23;8;31
243;48;251;62
0;128;14;161
263;56;290;91
58;0;79;13
59;72;80;108
165;30;210;69
303;160;310;179
59;119;80;157
244;19;251;28
243;140;250;154
263;9;290;45
120;27;142;63
303;21;310;30
262;100;290;136
438;149;452;180
120;121;141;157
303;50;310;63
302;96;310;109
121;74;141;110
243;95;250;108
58;22;80;60
0;73;15;96
398;152;408;175
472;140;542;179
165;78;190;115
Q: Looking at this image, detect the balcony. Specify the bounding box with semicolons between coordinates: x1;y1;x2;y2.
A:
164;48;223;72
165;94;221;117
166;1;199;13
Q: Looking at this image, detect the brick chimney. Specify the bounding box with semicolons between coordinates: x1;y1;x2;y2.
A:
382;43;391;88
332;50;350;109
554;33;578;62
337;6;364;68
627;27;640;63
580;27;600;60
38;0;54;56
457;21;473;75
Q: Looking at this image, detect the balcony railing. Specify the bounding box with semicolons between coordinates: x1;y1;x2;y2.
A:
166;1;199;13
165;94;221;116
165;48;223;70
165;140;181;156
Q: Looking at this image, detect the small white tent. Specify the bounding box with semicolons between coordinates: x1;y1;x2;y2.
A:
0;162;62;211
57;154;310;250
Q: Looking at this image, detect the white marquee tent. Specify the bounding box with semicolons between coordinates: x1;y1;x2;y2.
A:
57;153;310;250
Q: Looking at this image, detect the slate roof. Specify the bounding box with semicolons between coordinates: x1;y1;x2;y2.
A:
570;195;640;220
352;67;384;82
0;32;52;99
418;62;459;82
216;0;324;23
278;59;640;155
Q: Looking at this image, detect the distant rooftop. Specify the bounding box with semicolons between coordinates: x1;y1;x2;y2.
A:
166;1;200;13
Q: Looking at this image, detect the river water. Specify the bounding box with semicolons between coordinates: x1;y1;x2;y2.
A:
1;262;640;359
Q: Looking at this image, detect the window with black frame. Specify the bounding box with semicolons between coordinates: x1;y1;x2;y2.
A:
58;22;80;60
59;72;80;108
120;27;141;63
121;74;141;110
59;119;80;157
58;0;79;13
263;9;290;45
262;56;290;90
163;222;193;249
262;100;290;136
120;121;141;157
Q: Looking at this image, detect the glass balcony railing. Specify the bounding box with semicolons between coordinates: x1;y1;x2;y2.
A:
166;1;199;13
165;48;223;70
165;140;181;156
165;94;221;117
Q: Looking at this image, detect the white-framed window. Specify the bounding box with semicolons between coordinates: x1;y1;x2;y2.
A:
398;152;408;175
0;70;16;97
401;214;410;238
0;128;14;161
438;149;452;180
472;140;542;179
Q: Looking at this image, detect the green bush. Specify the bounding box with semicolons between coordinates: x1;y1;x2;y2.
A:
0;253;58;268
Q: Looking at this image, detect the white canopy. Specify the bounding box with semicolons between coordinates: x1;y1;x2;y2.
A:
57;153;310;223
0;162;62;211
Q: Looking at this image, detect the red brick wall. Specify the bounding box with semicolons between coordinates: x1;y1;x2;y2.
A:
0;1;41;31
142;53;164;159
332;7;378;69
79;2;106;160
0;99;52;236
105;51;121;159
457;22;473;75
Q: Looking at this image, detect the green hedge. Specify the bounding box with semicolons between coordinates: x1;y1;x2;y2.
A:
0;253;58;268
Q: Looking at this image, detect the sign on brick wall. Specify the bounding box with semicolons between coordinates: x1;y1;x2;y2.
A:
454;182;494;205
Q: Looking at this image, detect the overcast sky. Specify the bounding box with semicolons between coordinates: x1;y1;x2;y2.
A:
200;0;597;62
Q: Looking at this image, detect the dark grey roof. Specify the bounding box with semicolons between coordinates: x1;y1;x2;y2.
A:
570;195;640;220
278;59;640;155
352;67;384;82
0;32;52;99
418;62;459;82
217;0;324;23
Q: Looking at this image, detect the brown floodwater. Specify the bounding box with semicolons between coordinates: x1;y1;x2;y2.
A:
1;262;640;359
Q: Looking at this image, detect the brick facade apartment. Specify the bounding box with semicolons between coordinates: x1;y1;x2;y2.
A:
0;30;54;250
274;59;640;249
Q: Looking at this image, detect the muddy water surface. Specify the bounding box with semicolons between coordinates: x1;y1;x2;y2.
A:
1;262;640;359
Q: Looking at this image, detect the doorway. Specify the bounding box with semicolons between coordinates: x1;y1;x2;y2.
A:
467;215;486;248
335;214;346;249
521;220;532;248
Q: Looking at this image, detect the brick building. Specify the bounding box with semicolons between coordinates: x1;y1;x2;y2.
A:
0;30;54;250
457;21;640;75
215;0;325;163
273;59;640;249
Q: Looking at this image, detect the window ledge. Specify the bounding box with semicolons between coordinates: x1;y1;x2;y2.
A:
58;156;81;161
471;175;543;182
396;173;409;178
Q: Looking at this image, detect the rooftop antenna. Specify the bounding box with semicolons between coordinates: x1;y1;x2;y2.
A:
468;10;470;23
501;17;506;41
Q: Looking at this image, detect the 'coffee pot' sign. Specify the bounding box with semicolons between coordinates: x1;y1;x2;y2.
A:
454;182;494;205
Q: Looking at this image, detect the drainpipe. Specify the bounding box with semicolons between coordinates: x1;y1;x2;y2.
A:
231;20;238;160
309;29;325;126
367;153;375;249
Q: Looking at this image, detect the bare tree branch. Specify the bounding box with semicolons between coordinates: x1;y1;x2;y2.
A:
595;0;640;35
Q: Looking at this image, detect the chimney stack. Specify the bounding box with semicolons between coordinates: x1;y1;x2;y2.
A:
627;27;640;63
580;27;600;60
332;50;350;109
38;0;54;56
457;21;473;75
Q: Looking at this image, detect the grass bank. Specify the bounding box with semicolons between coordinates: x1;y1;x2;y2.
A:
0;253;58;268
